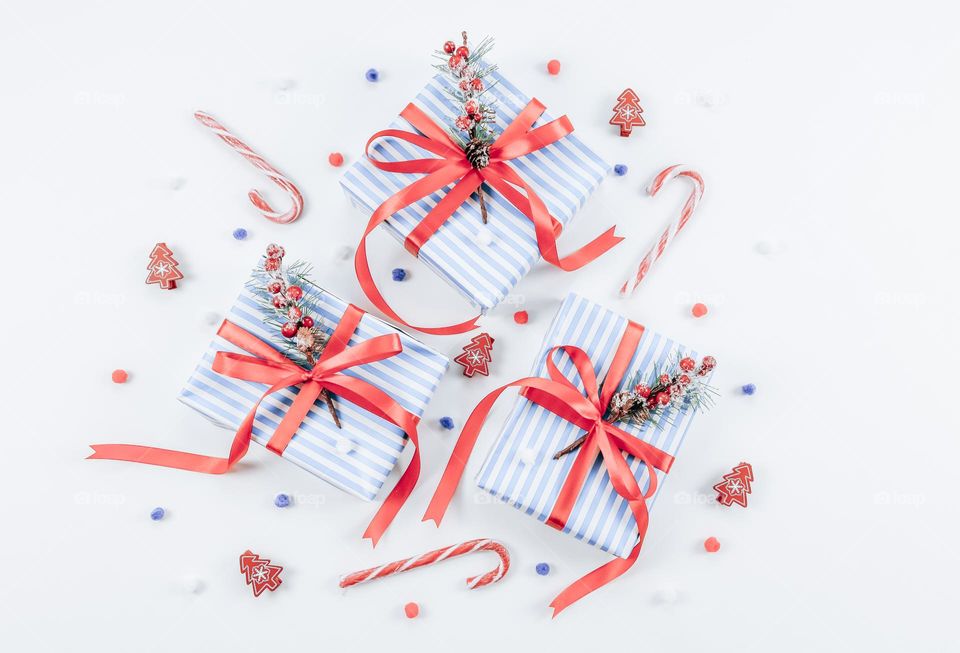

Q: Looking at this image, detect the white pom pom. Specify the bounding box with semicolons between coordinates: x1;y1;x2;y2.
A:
476;227;494;247
335;436;354;455
169;177;186;190
203;311;221;326
519;447;537;465
181;575;203;594
653;587;678;604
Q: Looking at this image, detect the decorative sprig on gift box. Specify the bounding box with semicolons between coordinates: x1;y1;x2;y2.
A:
553;355;718;459
246;243;341;428
432;31;498;223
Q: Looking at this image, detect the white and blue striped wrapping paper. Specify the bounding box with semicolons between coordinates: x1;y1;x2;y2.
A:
340;69;611;313
178;283;449;502
476;293;708;559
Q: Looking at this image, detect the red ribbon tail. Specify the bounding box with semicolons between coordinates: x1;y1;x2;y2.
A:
362;437;421;547
548;543;641;618
86;444;232;474
553;226;624;272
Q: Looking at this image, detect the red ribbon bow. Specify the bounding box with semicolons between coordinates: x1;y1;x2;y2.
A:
356;99;624;335
89;305;421;546
423;321;674;615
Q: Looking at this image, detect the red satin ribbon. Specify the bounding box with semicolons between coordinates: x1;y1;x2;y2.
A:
356;99;624;335
89;305;422;546
422;321;674;615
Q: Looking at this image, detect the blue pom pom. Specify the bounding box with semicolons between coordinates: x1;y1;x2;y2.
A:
741;383;757;395
536;562;550;576
274;493;291;508
365;68;380;82
439;416;455;430
391;268;407;282
232;227;248;241
614;164;628;176
150;507;165;521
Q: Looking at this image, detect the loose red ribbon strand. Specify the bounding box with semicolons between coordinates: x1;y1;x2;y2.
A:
356;99;624;335
423;322;675;615
89;305;421;545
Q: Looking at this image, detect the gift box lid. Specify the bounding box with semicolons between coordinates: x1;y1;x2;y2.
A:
475;293;712;558
178;281;449;502
341;68;611;313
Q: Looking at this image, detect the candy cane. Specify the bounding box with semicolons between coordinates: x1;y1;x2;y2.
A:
339;539;510;590
619;165;705;297
194;111;304;224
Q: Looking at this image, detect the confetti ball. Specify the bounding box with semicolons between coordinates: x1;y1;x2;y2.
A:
519;447;537;466
111;369;129;384
328;152;344;167
513;310;529;325
392;268;407;282
546;59;561;75
536;562;550;576
704;536;721;553
691;303;709;318
404;602;420;619
476;227;494;247
439;416;455;430
150;507;165;521
742;383;757;395
614;164;628;176
274;493;291;508
232;228;248;241
365;68;380;83
335;436;354;455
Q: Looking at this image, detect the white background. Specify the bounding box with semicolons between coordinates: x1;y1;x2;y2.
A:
2;1;957;651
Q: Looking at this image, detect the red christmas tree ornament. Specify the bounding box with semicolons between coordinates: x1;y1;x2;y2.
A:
609;88;645;137
454;333;495;377
239;550;283;597
713;462;754;508
145;242;183;289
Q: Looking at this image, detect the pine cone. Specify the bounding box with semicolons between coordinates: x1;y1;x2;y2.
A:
464;138;491;169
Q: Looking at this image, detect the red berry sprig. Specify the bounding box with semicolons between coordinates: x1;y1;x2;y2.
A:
439;31;495;143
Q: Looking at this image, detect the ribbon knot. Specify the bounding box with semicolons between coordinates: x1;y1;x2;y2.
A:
354;99;624;335
89;304;423;546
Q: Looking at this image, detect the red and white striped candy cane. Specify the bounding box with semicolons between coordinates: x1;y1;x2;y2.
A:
339;538;510;590
194;111;304;224
619;164;705;297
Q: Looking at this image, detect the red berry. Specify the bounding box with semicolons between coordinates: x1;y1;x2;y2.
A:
464;99;479;115
470;78;483;91
404;602;420;618
658;374;671;385
691;302;708;318
455;45;469;58
301;316;315;328
459;79;471;92
634;383;651;398
281;322;298;338
328;152;344;167
267;280;283;294
678;374;691;386
111;369;128;384
288;305;303;321
546;59;561;75
443;40;456;54
698;356;717;376
655;392;670;406
704;537;721;553
264;257;280;272
679;357;695;372
454;115;473;131
286;285;303;300
266;243;283;258
513;310;529;324
272;296;286;308
448;54;462;69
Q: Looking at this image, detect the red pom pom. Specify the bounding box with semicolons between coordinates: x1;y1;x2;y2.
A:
443;41;456;54
111;369;128;384
704;537;721;553
328;152;344;167
301;316;314;328
404;602;420;619
286;285;303;300
513;310;529;325
546;59;561;75
455;45;469;58
281;322;298;338
691;303;709;318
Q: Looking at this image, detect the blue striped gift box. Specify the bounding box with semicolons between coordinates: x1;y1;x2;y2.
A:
340;69;611;313
178;283;449;502
476;293;709;559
